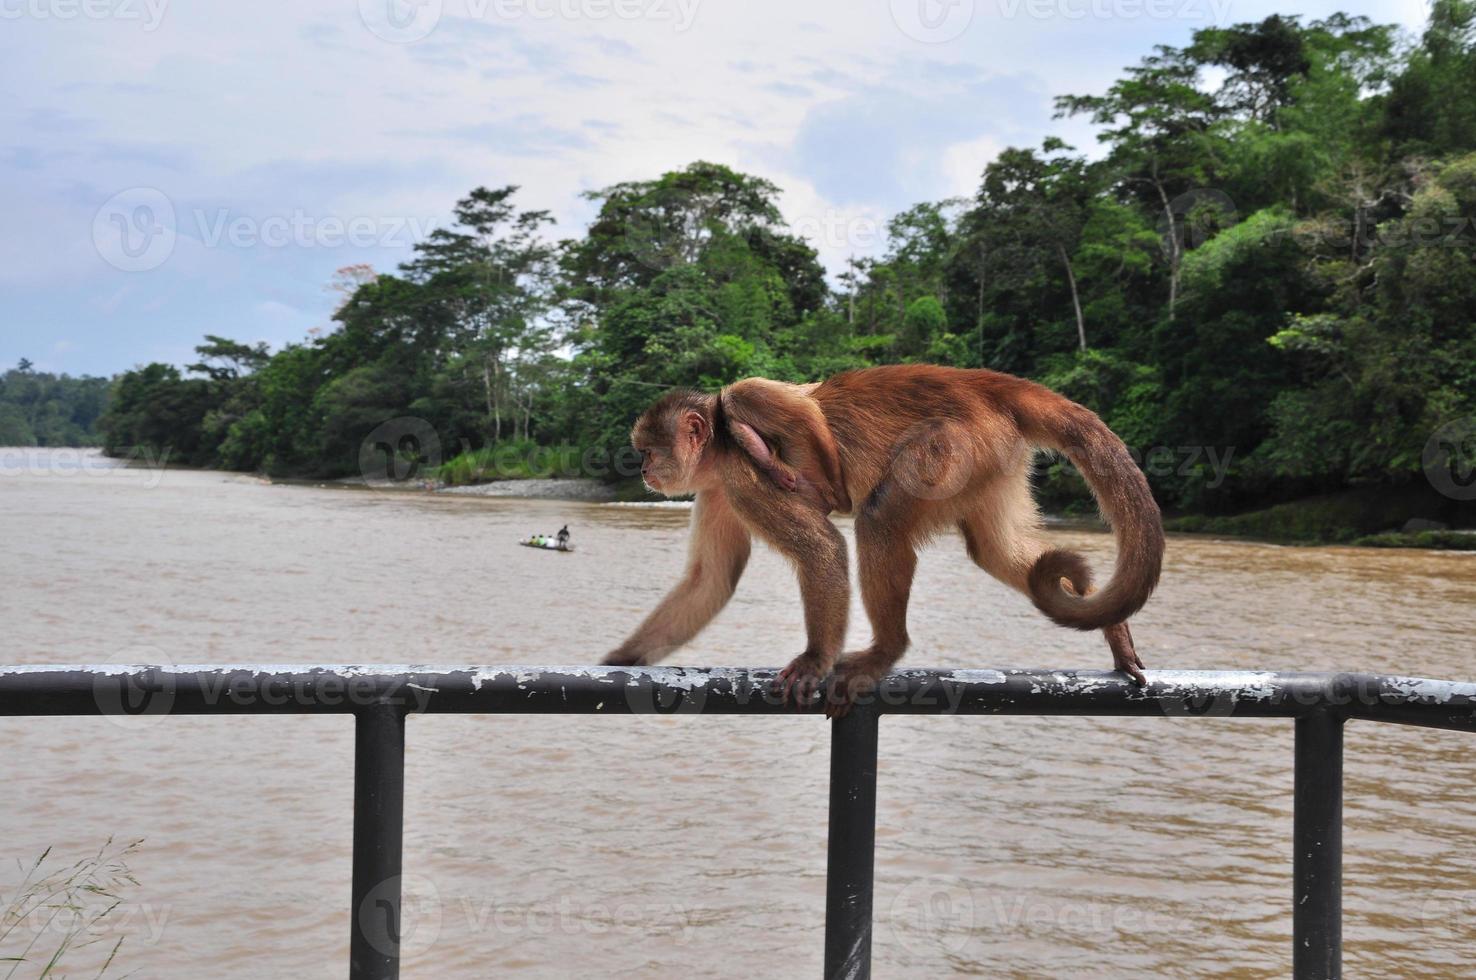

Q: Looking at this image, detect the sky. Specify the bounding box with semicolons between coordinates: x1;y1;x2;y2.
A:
0;0;1432;377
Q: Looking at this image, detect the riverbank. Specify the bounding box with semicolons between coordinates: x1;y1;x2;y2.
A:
329;473;1476;549
81;444;1472;549
437;477;619;502
1164;484;1476;550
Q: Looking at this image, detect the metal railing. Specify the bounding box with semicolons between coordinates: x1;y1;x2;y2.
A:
2;664;1474;979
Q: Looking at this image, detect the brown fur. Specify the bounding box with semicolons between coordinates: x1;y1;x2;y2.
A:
602;365;1164;713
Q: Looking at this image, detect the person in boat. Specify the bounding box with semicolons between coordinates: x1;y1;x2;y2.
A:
556;525;570;549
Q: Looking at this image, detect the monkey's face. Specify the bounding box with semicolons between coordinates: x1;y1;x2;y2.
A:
632;407;711;496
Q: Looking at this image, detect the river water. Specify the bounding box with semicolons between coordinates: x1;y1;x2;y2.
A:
1;449;1473;978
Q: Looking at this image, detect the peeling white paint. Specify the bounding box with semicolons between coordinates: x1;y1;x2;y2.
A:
1386;675;1476;703
938;670;1007;686
2;666;1471;712
1143;670;1282;701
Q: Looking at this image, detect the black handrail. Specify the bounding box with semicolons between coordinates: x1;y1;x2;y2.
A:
3;664;1474;979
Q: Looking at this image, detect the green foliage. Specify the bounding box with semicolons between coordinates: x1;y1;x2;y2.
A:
0;361;110;447
1353;530;1476;549
435;440;587;485
0;837;142;976
86;10;1476;540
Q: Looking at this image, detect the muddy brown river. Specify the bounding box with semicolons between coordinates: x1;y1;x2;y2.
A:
1;450;1473;977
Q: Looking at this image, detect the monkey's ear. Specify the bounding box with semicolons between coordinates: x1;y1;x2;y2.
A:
681;410;711;449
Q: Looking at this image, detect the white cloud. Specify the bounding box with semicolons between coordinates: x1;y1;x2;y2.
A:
0;0;1437;374
941;135;1004;199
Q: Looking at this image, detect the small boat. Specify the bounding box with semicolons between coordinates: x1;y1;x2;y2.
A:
519;536;574;552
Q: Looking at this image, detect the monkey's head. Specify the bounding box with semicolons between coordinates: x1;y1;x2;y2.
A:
631;389;717;496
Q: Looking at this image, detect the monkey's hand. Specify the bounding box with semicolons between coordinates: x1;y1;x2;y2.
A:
774;651;830;709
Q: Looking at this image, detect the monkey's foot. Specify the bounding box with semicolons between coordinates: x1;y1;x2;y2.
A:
823;652;893;719
600;648;647;667
775;652;831;708
1105;622;1146;686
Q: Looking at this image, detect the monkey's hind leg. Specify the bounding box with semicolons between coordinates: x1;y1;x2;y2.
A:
958;484;1147;685
827;428;969;718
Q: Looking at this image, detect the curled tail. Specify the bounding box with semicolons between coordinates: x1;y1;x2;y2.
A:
1015;386;1164;630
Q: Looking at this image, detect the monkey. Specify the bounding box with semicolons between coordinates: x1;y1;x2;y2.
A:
601;365;1164;717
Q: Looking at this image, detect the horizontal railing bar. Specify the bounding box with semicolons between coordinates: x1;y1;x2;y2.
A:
1;666;1473;729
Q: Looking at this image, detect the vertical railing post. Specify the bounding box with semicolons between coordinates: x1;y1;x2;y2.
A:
1294;709;1343;979
351;703;406;980
825;704;879;980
